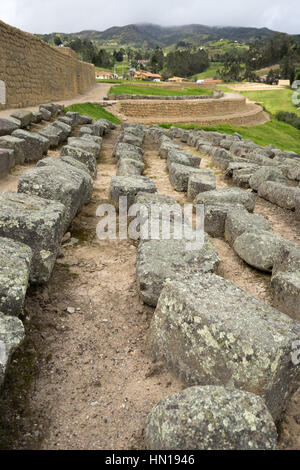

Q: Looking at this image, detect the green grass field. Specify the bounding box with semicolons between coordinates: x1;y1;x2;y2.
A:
63;102;121;124
109;84;213;96
218;86;300;117
160;118;300;153
189;62;222;80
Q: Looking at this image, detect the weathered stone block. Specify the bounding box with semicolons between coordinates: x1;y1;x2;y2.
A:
258;181;300;210
61;145;97;179
0;237;32;316
225;207;272;246
194;188;256;213
67;137;100;159
167;149;201;171
39;125;61;148
0;118;20;136
145;386;277;450
187;170;216;200
117;158;144;176
0;149;15;178
113;142;144;160
233;230;293;272
110;176;157;209
147;273;300;420
0;136;26;165
249;167;287;192
12;130;49;161
169;163;205;192
0;191;66;283
10;110;33;128
0;313;25;387
35;156;93;204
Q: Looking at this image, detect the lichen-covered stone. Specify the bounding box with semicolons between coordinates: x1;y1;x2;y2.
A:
159;140;181;159
10;110;33;128
113;142;144;161
258;181;300;210
167;149;201;171
0;135;26;165
117;158;144;176
39;107;52;121
36;155;92;203
0;149;15;178
0;191;66;283
117;131;143;148
225;207;272;246
60;145;97;179
212;148;236;170
67;137;100;159
12;130;50;161
194;188;256;213
65;111;80;125
187;170;216;200
0;313;25;387
145;386;277;450
204;203;244;238
0;118;20;136
225;161;259;178
0;237;32;316
271;244;300;320
249;167;287;192
147;273;300;420
52;120;72;142
169;163;206;192
137;233;220;306
233;230;293;272
110;176;157;209
39;125;61;148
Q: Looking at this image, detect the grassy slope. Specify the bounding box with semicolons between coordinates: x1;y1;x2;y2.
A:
189;62;222;80
160;87;300;152
109;85;213;96
63;102;121;124
160;120;300;153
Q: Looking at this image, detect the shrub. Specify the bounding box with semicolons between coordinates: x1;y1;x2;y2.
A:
275;110;300;130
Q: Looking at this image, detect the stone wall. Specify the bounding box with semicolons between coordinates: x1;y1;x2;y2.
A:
118;94;247;119
0;20;95;110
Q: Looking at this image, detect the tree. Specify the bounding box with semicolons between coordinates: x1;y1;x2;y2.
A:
54;36;62;46
150;47;164;73
218;54;243;82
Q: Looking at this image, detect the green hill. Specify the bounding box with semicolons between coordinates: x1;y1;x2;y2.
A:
37;23;296;50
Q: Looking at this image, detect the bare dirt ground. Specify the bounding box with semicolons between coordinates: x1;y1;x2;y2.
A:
0;130;299;450
222;83;287;91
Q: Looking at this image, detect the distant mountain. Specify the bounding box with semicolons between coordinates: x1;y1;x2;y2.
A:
38;23;298;49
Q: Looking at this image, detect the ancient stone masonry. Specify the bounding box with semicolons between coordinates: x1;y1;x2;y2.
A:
166;126;300;321
0;20;95;110
0;108;114;392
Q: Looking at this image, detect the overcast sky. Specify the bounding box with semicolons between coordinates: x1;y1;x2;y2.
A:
0;0;299;35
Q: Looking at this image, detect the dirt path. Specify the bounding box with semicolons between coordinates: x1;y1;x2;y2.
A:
0;83;111;119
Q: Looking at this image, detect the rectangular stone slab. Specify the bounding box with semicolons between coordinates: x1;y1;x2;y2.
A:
147;273;300;420
0;237;32;316
18;165;85;232
12;130;49;161
0;149;15;178
0;191;66;284
110;176;157;209
0;313;25;387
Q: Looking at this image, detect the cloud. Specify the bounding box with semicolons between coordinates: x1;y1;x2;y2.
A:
0;0;299;34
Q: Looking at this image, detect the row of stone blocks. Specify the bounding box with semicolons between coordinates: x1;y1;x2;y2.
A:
0;113;115;389
138;126;300;449
169;126;300;322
